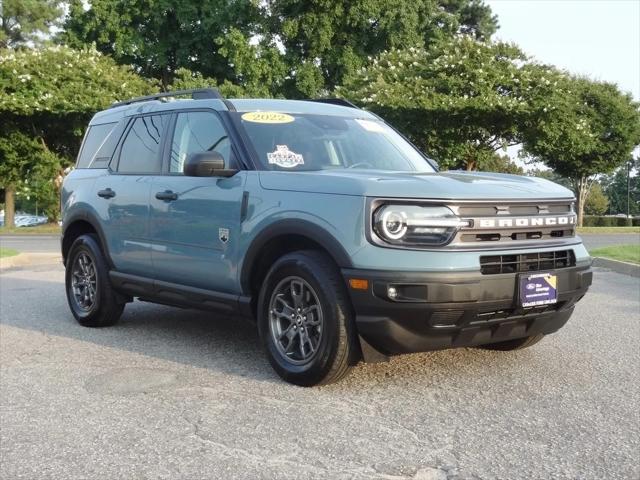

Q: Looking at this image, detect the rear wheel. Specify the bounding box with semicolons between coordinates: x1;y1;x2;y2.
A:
478;333;545;351
257;250;357;386
65;234;124;327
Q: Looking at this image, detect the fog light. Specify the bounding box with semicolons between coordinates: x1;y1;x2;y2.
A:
387;286;398;299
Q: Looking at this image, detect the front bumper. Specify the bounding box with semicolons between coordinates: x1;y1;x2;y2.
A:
342;264;592;356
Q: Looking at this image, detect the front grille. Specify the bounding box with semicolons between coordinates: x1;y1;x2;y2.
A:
446;200;576;248
480;250;576;275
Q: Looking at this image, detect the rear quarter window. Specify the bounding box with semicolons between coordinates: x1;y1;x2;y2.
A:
76;122;117;168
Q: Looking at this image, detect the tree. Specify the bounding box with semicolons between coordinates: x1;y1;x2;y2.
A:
0;45;153;226
602;158;640;215
584;183;609;216
521;77;640;226
482;153;523;174
0;130;49;227
264;0;497;97
0;0;63;48
62;0;259;88
61;0;497;96
338;37;558;170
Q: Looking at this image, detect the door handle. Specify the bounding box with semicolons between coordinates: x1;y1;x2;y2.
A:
155;190;178;201
97;188;116;199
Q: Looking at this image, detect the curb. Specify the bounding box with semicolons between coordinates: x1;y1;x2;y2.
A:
0;253;31;270
0;253;61;271
592;257;640;278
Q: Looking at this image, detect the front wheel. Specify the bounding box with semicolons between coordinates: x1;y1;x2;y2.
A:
478;333;545;351
257;251;358;386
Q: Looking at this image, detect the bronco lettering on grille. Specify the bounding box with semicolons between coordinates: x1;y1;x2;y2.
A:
473;215;576;230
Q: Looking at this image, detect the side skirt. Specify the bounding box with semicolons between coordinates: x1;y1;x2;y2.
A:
109;271;253;318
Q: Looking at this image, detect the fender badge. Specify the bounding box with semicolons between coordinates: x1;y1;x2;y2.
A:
219;228;229;244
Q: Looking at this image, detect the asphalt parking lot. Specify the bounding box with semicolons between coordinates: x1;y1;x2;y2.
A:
1;244;639;479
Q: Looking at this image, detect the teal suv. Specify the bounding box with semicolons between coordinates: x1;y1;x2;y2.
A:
61;89;592;386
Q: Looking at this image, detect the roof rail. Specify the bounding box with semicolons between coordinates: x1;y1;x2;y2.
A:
109;88;223;109
311;98;359;109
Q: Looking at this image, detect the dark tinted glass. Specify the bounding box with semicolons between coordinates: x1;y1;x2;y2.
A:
76;123;117;168
118;115;168;173
170;111;231;173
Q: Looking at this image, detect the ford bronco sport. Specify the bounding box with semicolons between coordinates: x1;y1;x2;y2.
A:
61;88;592;386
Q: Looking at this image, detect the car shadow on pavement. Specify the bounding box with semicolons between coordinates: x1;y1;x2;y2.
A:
0;274;283;382
0;270;581;388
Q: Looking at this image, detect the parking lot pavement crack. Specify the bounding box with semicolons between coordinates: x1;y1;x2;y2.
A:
177;407;330;475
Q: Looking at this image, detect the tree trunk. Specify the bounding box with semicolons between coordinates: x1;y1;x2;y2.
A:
574;176;593;228
4;185;16;228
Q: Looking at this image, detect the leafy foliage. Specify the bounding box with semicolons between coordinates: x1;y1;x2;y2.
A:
521;77;640;224
264;0;497;97
0;0;63;48
338;37;558;170
62;0;259;87
0;45;153;222
0;129;44;189
584;183;609;216
521;78;640;180
0;45;154;116
62;0;497;95
602;159;639;215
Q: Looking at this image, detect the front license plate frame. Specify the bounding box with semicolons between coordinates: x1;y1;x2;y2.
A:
519;272;558;307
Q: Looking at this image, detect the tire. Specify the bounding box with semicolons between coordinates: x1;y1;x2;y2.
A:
478;333;545;351
257;250;358;386
65;234;124;327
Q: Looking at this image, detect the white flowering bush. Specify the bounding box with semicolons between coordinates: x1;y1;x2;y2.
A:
0;45;153;114
0;45;154;223
338;36;565;170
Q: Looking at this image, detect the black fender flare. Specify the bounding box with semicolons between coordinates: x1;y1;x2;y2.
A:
240;219;353;293
62;210;113;268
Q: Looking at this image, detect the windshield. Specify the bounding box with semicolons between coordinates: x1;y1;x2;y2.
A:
234;112;436;172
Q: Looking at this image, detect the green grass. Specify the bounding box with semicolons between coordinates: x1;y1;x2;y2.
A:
0;223;61;235
590;244;640;265
578;226;640;234
0;248;19;258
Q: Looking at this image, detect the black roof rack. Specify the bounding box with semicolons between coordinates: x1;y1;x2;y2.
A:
311;98;359;109
109;88;223;109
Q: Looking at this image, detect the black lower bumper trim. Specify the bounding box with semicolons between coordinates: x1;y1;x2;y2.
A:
342;265;592;356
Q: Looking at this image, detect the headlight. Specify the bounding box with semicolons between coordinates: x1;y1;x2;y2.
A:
373;204;469;246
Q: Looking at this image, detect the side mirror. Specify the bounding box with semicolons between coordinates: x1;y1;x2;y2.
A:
183;151;238;177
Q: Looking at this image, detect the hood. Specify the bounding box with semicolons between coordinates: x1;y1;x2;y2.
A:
258;170;575;201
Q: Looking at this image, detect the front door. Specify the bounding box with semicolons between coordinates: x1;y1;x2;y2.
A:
149;110;246;293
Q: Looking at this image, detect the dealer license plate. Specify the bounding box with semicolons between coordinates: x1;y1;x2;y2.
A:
519;273;558;307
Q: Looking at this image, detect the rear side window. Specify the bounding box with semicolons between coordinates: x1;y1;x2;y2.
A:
76;123;117;168
117;115;168;174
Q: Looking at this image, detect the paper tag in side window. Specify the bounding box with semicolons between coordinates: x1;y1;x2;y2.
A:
267;145;305;168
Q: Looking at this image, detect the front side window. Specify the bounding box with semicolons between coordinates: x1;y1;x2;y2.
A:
234;112;436;172
117;115;168;173
169;111;232;173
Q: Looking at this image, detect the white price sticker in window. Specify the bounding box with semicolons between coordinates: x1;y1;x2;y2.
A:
355;119;385;133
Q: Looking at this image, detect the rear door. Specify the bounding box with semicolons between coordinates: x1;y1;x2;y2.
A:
149;110;246;293
93;113;169;276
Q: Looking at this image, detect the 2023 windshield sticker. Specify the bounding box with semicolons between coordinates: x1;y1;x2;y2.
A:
267;145;305;168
